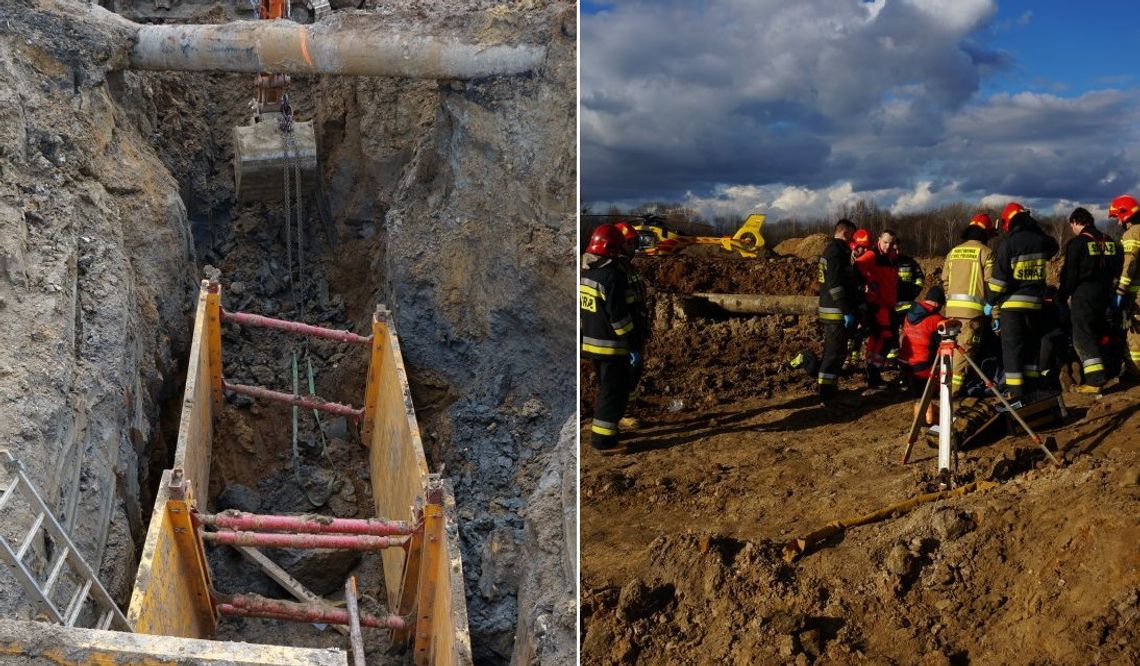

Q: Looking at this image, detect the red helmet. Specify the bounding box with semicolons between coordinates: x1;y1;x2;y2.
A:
586;224;624;257
969;213;995;235
1000;202;1028;232
1108;195;1139;225
849;229;872;250
613;222;638;241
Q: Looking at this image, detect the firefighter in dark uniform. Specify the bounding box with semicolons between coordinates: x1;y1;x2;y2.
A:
817;219;860;403
581;224;643;449
614;221;650;429
1060;207;1122;392
987;202;1060;399
891;242;925;358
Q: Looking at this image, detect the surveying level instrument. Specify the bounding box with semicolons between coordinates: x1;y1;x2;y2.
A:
901;319;1061;488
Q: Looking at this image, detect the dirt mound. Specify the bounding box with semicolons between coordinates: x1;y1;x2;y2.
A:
633;255;818;296
584;444;1140;665
774;233;830;260
581;385;1140;664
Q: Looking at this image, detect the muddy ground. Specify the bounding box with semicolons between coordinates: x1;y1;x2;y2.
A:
580;253;1140;665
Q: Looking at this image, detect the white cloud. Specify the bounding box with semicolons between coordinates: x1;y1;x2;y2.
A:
581;1;1140;217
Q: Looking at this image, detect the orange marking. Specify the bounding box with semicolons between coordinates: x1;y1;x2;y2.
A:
299;28;314;68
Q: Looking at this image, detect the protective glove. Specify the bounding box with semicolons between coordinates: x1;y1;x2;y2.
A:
983;304;993;317
991;317;1001;333
629;350;642;369
1114;293;1125;310
843;313;856;330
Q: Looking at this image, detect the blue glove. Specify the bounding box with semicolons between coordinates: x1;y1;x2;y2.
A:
991;318;1001;333
629;351;642;368
843;313;856;330
1114;294;1125;310
983;304;993;317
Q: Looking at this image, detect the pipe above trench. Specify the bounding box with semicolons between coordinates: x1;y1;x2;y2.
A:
129;19;546;78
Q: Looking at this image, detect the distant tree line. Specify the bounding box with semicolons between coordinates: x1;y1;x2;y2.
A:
582;198;1117;258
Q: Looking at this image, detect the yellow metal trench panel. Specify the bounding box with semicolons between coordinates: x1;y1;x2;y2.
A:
173;282;216;497
0;618;346;665
126;472;213;638
365;309;431;612
366;309;471;666
127;282;217;638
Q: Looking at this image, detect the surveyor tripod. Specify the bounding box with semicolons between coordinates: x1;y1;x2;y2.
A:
901;319;1060;488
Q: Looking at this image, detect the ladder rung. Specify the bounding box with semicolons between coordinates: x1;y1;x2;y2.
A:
0;479;18;512
97;609;114;631
42;547;70;599
15;513;45;561
63;579;93;627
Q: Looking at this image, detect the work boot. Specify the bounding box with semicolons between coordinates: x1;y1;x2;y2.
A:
618;416;641;430
865;366;886;390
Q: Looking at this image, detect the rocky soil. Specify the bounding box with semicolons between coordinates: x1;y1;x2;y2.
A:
0;1;575;663
581;249;1140;665
0;0;196;615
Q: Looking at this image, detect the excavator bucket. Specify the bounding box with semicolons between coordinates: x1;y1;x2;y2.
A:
233;113;318;203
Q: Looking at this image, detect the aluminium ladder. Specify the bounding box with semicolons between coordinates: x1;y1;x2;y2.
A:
0;450;131;632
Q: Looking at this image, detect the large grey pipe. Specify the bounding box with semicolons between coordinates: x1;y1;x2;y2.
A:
129;19;545;78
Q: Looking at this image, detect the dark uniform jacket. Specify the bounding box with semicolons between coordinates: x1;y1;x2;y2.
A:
625;265;651;340
986;218;1060;311
1059;226;1122;301
580;260;641;360
895;254;925;311
818;238;860;323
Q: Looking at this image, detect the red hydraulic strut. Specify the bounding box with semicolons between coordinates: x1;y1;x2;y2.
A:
222;381;364;420
222;309;372;346
200;529;404;551
215;592;407;630
194;510;413;537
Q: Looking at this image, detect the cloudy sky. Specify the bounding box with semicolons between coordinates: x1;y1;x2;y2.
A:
580;0;1140;222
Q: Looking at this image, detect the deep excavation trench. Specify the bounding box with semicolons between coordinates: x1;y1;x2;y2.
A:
0;1;576;663
141;65;566;659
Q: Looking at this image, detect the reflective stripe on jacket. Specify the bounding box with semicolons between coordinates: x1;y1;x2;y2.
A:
580;262;640;359
818;238;859;322
987;220;1059;311
1119;225;1140;296
943;240;993;319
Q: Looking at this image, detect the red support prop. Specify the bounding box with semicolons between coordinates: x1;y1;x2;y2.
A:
222;309;372;346
217;596;407;630
201;529;405;551
194;510;414;537
222;381;364;420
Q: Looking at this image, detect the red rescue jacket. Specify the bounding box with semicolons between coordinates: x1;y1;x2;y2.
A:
855;248;898;309
899;300;946;378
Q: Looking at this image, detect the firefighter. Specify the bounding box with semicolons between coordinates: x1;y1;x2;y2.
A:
854;229;898;388
987;203;1059;399
613;222;649;338
889;239;925;361
1059;207;1121;392
817;219;860;403
613;222;649;429
1108;194;1140;380
581;224;643;449
944;213;996;395
898;286;947;393
893;242;925;316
